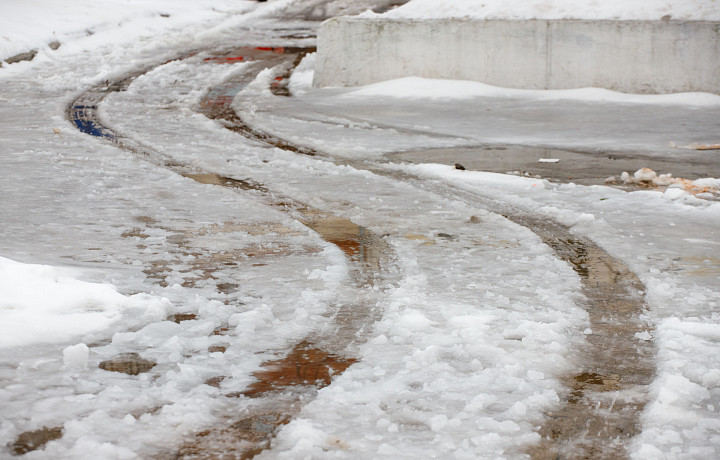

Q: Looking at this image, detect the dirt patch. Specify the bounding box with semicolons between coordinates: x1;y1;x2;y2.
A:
99;353;157;375
10;426;63;455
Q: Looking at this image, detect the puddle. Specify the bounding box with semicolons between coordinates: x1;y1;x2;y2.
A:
204;376;225;388
98;353;157;375
173;410;293;460
181;172;267;193
390;145;720;187
10;426;63;455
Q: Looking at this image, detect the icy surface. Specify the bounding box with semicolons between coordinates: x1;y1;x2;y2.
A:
373;0;720;21
1;0;719;458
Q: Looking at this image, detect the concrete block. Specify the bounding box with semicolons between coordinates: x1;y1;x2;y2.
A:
313;18;720;94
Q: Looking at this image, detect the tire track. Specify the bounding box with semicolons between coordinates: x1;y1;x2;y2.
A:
66;49;396;459
222;52;656;459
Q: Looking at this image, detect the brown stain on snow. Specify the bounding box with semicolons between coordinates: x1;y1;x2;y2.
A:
11;426;64;455
527;230;654;460
241;341;357;398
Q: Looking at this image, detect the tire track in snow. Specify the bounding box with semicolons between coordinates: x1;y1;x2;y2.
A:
225;54;656;459
66;50;397;458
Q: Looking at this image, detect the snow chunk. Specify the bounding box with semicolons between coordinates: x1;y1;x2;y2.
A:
0;256;171;347
63;343;90;370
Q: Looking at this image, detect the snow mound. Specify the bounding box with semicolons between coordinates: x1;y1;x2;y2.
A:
0;257;170;348
375;0;720;21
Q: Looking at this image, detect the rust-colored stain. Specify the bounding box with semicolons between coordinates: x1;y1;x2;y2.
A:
174;342;357;459
296;210;370;261
203;56;245;62
205;376;225;388
242;341;357;398
11;426;63;455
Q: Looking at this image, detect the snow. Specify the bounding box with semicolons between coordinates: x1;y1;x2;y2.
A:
342;76;720;106
1;0;719;458
373;0;720;21
0;0;256;62
0;256;170;348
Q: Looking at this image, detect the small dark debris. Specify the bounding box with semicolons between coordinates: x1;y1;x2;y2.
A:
208;345;227;353
167;313;197;323
11;426;63;455
205;376;225;388
99;353;156;375
454;163;466;170
48;41;61;50
213;327;231;336
437;233;457;241
160;13;170;18
216;282;238;294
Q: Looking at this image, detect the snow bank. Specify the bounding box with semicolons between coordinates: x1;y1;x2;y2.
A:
342;76;720;106
633;317;720;458
0;0;254;62
0;257;169;348
376;0;720;21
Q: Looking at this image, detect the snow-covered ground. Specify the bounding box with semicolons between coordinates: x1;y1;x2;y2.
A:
370;0;720;20
1;0;719;459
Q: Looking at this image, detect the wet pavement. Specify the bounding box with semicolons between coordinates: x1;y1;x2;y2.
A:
6;0;717;458
390;144;720;187
62;7;399;458
64;9;655;460
192;42;656;457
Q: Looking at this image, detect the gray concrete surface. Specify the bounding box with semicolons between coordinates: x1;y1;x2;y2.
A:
313;18;720;94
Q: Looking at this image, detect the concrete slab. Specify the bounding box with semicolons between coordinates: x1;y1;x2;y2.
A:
313;18;720;94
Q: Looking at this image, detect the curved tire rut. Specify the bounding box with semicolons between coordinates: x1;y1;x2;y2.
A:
67;29;655;460
66;49;396;458
221;53;656;458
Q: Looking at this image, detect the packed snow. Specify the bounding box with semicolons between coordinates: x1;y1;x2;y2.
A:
1;0;719;459
373;0;720;21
